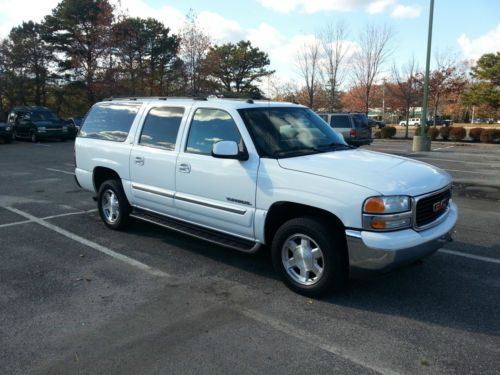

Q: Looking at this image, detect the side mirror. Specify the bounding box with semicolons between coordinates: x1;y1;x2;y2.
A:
211;140;248;161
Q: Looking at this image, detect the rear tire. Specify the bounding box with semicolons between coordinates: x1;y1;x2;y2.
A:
4;135;12;144
97;179;131;230
271;217;348;297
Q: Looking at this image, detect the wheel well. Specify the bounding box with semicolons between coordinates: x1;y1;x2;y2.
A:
93;167;121;192
264;202;345;245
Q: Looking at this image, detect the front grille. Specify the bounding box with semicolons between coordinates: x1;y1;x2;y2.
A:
415;188;451;228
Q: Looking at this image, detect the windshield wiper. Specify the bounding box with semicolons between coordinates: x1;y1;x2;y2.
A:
314;142;354;151
272;147;321;158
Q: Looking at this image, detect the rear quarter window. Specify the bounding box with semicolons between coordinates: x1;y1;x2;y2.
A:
330;115;351;129
80;103;141;142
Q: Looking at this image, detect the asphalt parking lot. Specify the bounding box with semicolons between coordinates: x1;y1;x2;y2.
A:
1;139;499;374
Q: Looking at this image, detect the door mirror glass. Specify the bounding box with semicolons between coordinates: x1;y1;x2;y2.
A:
212;141;247;160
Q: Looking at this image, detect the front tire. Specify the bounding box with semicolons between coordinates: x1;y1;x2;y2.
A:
97;179;131;230
271;217;348;297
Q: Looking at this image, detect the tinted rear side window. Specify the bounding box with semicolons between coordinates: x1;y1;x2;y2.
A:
139;107;184;150
330;115;351;128
80;103;140;142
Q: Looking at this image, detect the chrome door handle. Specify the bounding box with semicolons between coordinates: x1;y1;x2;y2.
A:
135;156;144;165
178;163;191;173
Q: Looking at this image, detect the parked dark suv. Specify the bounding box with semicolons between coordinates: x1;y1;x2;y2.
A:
8;106;68;142
318;113;372;146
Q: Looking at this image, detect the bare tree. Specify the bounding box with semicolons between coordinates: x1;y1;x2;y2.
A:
296;38;321;109
352;24;394;114
179;9;211;96
390;57;420;138
319;21;349;112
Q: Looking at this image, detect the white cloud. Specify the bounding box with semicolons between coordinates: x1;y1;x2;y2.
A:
366;0;396;14
390;4;421;18
113;0;185;31
258;0;396;14
0;0;60;37
458;23;500;61
197;11;246;43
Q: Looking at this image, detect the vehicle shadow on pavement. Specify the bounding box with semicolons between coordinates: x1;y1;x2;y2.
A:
126;218;278;281
128;218;498;336
323;250;499;336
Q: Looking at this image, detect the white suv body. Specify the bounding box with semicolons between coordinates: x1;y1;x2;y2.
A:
75;98;457;295
399;118;421;126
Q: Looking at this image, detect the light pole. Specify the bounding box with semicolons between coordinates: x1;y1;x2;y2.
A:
413;0;434;152
382;78;386;123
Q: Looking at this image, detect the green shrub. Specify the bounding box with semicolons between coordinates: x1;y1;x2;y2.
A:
380;126;396;139
480;129;500;143
374;130;381;139
468;128;483;142
449;127;466;141
428;126;439;141
439;126;451;141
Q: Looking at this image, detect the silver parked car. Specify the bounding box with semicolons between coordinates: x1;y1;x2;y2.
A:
318;113;372;146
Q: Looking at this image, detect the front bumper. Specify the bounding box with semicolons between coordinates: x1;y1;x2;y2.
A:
346;202;457;271
38;130;68;139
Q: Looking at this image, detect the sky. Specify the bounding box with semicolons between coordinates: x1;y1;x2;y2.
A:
0;0;499;86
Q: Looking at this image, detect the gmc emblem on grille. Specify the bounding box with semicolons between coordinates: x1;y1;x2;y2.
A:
433;199;448;213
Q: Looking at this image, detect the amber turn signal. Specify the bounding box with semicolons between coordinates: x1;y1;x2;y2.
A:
364;197;385;213
370;221;386;229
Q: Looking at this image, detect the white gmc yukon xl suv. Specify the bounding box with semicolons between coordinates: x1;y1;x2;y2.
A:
75;97;457;296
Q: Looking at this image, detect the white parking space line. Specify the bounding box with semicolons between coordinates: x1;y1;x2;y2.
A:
439;249;500;265
432;145;455;151
41;209;97;220
413;157;498;166
444;169;498;175
46;168;75;175
5;207;169;278
239;307;397;375
0;220;32;228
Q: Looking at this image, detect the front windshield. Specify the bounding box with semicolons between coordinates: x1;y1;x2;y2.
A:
31;111;59;122
238;107;347;158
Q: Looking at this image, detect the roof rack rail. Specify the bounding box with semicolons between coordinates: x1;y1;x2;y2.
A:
102;96;208;101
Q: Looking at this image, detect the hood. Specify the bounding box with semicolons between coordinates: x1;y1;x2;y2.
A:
277;149;451;196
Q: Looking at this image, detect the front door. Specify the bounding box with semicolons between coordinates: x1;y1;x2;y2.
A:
129;106;186;216
175;107;259;239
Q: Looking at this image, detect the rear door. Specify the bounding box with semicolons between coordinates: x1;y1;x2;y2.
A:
129;106;187;216
174;106;258;239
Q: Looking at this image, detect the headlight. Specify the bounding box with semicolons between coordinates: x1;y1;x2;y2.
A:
363;196;410;214
62;126;68;132
363;196;412;231
38;127;47;133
